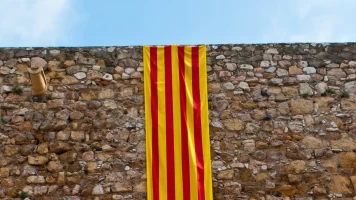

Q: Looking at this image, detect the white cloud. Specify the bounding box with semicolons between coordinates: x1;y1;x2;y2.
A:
0;0;81;47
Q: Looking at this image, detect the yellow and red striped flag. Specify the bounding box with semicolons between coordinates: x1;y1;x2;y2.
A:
143;45;213;200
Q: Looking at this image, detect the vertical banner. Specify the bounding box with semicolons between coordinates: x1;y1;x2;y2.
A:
144;45;213;200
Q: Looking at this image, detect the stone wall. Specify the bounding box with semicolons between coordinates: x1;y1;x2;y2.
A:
1;44;356;200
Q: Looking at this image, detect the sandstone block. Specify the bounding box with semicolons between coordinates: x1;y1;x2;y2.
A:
47;161;63;172
339;152;356;168
49;141;72;153
276;185;296;196
28;155;48;165
321;159;337;173
27;176;46;184
302;136;325;149
70;131;85;141
223;119;245;131
285;160;306;174
328;175;353;194
315;97;334;110
290;99;313;114
217;169;234;180
0;167;9;178
4;145;18;156
112;182;132;192
331;139;356;151
37;142;49;154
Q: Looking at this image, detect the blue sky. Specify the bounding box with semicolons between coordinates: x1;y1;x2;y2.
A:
0;0;355;47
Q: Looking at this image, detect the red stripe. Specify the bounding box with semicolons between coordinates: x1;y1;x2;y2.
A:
179;46;191;200
192;47;205;200
150;47;159;200
164;46;175;199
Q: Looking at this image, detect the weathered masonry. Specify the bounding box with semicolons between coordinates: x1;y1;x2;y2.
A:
1;43;356;199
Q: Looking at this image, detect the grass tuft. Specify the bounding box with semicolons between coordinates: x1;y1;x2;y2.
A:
11;85;23;95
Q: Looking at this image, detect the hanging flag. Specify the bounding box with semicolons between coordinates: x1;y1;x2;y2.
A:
143;45;213;200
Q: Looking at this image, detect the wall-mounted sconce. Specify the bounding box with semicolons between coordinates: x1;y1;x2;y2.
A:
27;67;48;102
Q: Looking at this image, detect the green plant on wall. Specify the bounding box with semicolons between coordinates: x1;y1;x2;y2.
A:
11;85;23;95
326;88;336;95
46;93;53;100
341;91;350;98
0;116;8;124
19;191;28;199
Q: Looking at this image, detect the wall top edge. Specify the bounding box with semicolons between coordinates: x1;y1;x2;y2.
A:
1;42;356;49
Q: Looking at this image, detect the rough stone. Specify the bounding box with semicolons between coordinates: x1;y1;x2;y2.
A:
265;48;278;54
223;82;235;90
74;72;86;80
223;119;245;131
331;139;356;151
270;78;283;84
239;64;253;70
315;97;334;110
27;176;46;184
49;141;72;153
289;66;302;76
102;73;113;81
47;161;63;172
339;152;356;168
345;81;356;94
225;63;237;71
31;57;47;69
265;67;276;73
298;61;308;68
112;182;132;192
299;83;313;95
276;185;297;196
276;68;288;77
285;160;306;174
290;99;314;114
92;184;104;195
327;68;347;80
217;169;234;180
28;155;48;165
303;67;316;74
237;82;250;91
260;61;270;68
302;136;325;148
315;82;328;94
329;176;353;194
296;75;311;81
62;76;79;85
0;67;11;75
4;59;18;68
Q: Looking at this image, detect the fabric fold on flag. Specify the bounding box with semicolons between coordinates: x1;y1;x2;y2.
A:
144;45;213;200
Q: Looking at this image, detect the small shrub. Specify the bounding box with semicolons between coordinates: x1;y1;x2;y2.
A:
326;88;336;94
341;91;350;98
11;85;23;95
0;117;8;124
19;191;28;199
303;92;309;98
46;93;53;100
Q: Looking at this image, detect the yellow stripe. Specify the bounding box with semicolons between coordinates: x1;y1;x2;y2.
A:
157;47;167;200
143;46;153;200
199;45;213;199
172;45;183;200
185;46;198;200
